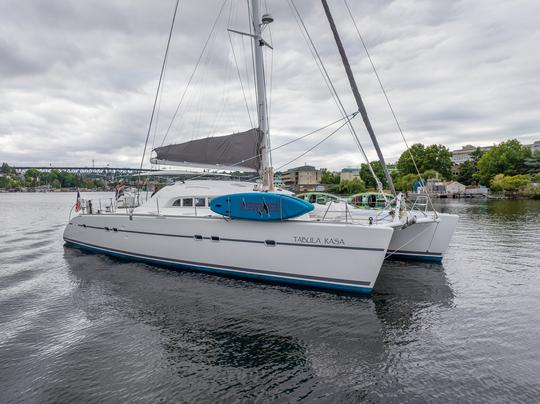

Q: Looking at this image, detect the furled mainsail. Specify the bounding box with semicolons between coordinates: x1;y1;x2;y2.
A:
151;128;263;172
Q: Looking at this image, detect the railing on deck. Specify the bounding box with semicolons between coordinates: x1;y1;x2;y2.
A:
409;195;430;216
77;193;149;216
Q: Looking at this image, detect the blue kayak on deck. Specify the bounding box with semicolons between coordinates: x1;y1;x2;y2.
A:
210;192;314;221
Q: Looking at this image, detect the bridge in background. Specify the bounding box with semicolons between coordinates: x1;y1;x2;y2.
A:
12;167;159;177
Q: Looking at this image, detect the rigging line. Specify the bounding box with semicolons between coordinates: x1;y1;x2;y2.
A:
288;0;384;193
183;113;356;182
343;0;433;209
275;116;354;172
244;116;355;182
287;0;341;124
228;31;254;127
160;0;228;147
225;0;251;130
150;47;171;157
138;0;180;177
273;112;357;153
289;0;368;163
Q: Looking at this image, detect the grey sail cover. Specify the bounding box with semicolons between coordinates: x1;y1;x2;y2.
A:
152;128;263;172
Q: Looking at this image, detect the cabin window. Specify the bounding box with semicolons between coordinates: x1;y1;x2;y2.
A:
183;198;193;207
172;199;182;206
195;197;206;207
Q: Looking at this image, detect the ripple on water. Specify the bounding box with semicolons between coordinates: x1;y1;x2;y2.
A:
1;195;540;402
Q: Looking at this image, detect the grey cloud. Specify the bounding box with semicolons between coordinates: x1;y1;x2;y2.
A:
0;0;539;169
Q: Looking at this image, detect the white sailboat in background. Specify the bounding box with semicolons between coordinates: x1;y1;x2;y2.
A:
63;0;408;294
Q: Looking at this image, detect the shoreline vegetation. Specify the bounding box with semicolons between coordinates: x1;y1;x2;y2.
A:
2;139;539;200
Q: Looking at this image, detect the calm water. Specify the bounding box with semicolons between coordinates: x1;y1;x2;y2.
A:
1;192;539;402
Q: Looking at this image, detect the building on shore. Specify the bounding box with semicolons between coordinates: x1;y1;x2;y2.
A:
414;179;487;198
281;165;321;192
452;140;539;165
340;167;360;182
530;140;540;153
445;181;466;195
464;185;488;197
451;145;491;165
451;140;539;176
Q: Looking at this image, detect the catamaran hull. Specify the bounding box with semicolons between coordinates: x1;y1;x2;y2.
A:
310;204;458;263
63;214;393;294
387;213;458;262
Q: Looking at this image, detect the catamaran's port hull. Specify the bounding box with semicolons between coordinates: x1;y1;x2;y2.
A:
63;214;393;294
386;213;458;263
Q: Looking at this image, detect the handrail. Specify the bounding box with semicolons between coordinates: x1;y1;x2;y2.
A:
74;192;149;216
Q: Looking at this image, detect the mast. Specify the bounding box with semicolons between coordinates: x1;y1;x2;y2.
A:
320;0;396;194
251;0;274;190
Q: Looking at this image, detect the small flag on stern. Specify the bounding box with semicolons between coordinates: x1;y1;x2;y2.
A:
75;190;81;212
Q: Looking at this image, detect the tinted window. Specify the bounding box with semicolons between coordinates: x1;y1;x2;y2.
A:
183;198;193;207
195;197;206;207
172;199;181;206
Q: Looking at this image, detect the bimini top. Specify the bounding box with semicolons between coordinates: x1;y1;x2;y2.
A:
151;128;263;172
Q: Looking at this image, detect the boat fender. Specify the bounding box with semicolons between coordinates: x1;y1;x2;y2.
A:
369;217;373;225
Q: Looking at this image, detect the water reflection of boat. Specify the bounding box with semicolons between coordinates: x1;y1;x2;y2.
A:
373;261;454;328
64;246;454;399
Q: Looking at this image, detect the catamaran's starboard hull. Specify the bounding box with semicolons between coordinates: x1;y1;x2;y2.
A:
387;213;458;262
63;214;393;294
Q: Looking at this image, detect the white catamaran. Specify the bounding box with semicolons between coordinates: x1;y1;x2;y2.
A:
62;0;417;294
64;1;457;293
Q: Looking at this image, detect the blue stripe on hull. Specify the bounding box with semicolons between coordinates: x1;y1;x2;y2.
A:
64;239;373;295
386;253;443;263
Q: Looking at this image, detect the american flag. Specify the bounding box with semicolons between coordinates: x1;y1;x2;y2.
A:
75;190;81;212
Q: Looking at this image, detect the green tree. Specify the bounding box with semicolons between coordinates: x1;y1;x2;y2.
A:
423;144;452;178
534;172;540;183
394;173;419;192
24;168;41;187
328;178;366;195
52;179;61;189
456;160;477;185
360;161;387;189
477;139;532;185
470;147;485;164
0;176;9;188
344;177;366;194
396;144;424;175
320;168;340;184
396;144;452;179
422;169;442;179
1;162;13;174
489;174;505;192
490;174;531;194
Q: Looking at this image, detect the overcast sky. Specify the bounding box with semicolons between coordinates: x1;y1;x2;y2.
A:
1;0;539;171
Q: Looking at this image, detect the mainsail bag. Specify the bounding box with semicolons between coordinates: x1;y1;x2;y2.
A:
151;128;263;172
